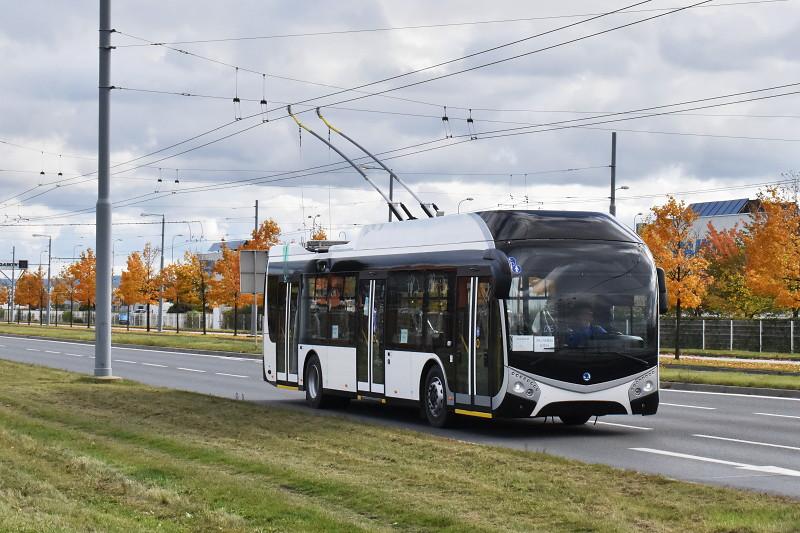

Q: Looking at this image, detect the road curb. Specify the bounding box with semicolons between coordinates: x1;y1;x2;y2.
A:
662;381;800;398
0;332;259;360
664;364;800;377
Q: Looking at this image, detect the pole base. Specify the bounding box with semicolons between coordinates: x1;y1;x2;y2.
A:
92;374;122;382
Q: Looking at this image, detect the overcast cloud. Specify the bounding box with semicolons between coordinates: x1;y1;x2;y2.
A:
1;0;798;270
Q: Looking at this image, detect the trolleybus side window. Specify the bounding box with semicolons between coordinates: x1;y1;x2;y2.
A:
328;274;357;343
386;272;425;348
425;271;452;349
301;274;357;344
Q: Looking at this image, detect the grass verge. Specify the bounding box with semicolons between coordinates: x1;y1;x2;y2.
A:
0;360;799;532
660;356;799;375
661;348;800;361
661;366;800;390
0;323;259;355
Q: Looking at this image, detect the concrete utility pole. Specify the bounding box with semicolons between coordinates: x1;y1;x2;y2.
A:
33;234;52;325
252;200;258;337
609;131;617;217
95;0;114;378
9;246;15;324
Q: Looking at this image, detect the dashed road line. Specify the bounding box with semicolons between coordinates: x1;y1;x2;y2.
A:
25;348;40;352
595;420;653;431
754;412;800;420
631;447;800;477
694;434;800;452
44;350;61;354
216;372;248;378
177;367;206;373
113;359;137;364
65;353;84;357
660;402;716;410
141;362;167;368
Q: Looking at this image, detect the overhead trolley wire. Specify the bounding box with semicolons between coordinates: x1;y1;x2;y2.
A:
113;0;787;47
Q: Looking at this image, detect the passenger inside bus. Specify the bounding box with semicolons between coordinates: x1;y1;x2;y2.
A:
566;303;608;347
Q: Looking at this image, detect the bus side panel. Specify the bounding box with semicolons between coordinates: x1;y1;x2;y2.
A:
326;346;357;392
385;350;441;401
264;339;277;384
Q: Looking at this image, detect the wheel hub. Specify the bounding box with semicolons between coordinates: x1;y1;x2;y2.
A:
427;377;444;418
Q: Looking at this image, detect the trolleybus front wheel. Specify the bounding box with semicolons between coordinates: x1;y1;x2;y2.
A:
423;365;450;428
305;356;324;409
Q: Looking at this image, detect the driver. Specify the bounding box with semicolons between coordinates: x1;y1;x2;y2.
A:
567;303;607;347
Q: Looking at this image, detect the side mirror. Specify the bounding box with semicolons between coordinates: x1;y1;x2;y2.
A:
656;267;668;315
483;249;512;299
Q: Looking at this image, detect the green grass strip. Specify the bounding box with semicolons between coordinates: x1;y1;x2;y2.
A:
0;359;798;532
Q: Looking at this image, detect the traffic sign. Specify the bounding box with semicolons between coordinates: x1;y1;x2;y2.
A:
0;260;28;269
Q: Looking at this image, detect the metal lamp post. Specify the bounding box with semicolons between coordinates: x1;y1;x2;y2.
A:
633;212;644;235
171;234;185;263
458;197;474;214
141;212;165;332
609;185;629;217
32;234;51;326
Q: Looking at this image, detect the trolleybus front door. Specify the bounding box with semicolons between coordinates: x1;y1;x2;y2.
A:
454;276;493;411
357;278;386;395
276;281;299;385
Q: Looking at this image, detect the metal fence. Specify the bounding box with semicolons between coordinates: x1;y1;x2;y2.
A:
660;319;798;353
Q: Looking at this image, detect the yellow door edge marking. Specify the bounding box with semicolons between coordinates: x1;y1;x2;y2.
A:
455;408;492;419
276;384;299;391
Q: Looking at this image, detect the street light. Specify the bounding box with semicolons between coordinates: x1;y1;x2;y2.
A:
633;212;644;234
111;238;123;279
171;234;185;262
141;212;166;332
609;185;629;217
32;233;51;326
458;197;474;214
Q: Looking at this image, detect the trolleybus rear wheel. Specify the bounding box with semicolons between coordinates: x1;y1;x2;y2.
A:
305;356;324;409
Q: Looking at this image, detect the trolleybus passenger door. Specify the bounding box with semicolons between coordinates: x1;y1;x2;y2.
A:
454;276;492;410
276;281;299;385
357;278;386;394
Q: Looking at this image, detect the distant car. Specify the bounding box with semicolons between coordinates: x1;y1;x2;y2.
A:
118;313;129;325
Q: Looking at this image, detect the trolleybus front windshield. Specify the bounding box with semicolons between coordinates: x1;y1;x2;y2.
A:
503;240;657;384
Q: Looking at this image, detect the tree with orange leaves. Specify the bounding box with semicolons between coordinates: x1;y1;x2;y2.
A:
162;253;199;333
51;277;70;327
15;269;44;325
68;249;96;328
208;244;251;335
310;227;328;240
640;196;711;359
702;223;773;318
0;286;7;307
744;186;800;316
243;218;281;251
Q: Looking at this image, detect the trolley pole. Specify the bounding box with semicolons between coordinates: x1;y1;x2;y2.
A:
252;199;258;337
609;131;617;217
95;0;114;378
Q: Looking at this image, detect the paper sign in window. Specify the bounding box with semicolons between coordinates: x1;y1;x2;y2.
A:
534;336;555;352
510;335;534;351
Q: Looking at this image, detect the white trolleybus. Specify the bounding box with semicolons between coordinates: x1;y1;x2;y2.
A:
263;209;668;427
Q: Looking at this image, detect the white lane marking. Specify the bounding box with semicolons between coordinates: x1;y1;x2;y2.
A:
216;372;248;378
0;335;260;362
660;402;716;410
0;344;6;347
25;348;41;352
594;421;653;431
113;359;137;364
694;434;800;452
662;389;800;402
754;412;800;420
141;362;167;368
177;367;206;373
66;353;84;357
44;350;61;354
631;447;800;477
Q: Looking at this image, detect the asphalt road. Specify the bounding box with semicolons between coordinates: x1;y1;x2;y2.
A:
1;333;798;499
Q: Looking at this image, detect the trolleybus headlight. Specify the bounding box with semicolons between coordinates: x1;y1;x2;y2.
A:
628;369;657;401
513;381;525;394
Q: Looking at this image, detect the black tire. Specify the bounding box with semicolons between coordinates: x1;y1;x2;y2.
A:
559;415;592;426
305;356;324;409
423;365;450;428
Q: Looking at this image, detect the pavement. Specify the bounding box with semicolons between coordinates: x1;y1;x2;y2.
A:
1;333;799;499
